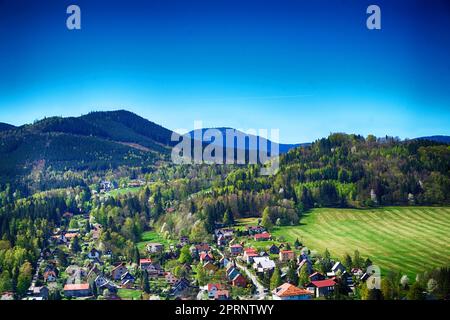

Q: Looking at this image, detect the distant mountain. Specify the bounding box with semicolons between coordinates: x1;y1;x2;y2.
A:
416;135;450;144
0;122;15;132
188;127;308;156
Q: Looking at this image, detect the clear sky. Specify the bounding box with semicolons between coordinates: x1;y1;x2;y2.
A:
0;0;449;143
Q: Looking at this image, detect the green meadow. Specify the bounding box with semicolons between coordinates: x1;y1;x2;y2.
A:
268;207;450;278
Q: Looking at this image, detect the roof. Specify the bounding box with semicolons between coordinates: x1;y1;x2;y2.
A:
230;244;243;248
207;283;223;291
244;248;258;253
112;263;127;271
280;250;294;254
273;283;313;297
215;290;230;298
254;232;271;239
253;257;276;269
309;279;336;288
139;258;153;264
200;252;213;260
63;283;90;291
64;232;79;239
195;243;210;251
309;272;322;278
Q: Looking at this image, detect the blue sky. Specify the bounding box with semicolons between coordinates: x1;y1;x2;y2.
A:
0;0;449;143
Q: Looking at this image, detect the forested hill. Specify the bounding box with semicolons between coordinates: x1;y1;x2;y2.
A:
202;133;450;223
0;122;15;132
0;110;175;180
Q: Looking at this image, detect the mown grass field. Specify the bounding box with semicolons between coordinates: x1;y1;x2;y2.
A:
136;230;175;254
271;207;450;278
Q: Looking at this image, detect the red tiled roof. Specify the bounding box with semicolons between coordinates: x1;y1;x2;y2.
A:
64;233;79;239
200;252;213;260
280;250;294;254
254;232;271;239
310;279;336;288
244;248;257;253
207;283;223;291
64;283;90;291
273;283;312;297
230;244;243;248
139;258;152;264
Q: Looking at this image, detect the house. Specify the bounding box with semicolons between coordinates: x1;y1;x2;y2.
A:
252;257;276;273
226;267;240;281
243;248;259;263
111;263;128;281
165;272;178;285
203;261;218;272
30;286;49;300
120;272;135;288
247;225;265;235
199;252;214;263
87;248;101;260
217;234;227;246
63;283;91;298
0;292;14;300
309;272;325;282
327;261;346;277
95;275;117;293
272;283;313;300
269;244;280;254
207;283;223;299
254;232;271;241
219;257;230;268
215;228;234;239
44;270;57;282
146;243;164;254
139;258;153;270
279;250;295;262
306;279;337;298
231;273;247;287
214;290;230;300
140;259;164;277
195;243;210;253
171;278;191;297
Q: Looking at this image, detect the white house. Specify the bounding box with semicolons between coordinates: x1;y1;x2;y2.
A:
252;257;276;273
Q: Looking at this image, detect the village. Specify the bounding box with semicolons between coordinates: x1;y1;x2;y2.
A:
5;182;373;301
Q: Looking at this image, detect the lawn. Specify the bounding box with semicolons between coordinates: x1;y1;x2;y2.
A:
107;187;141;197
117;288;142;300
270;206;450;278
137;230;175;253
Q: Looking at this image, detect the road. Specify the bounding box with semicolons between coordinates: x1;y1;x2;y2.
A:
211;245;267;300
235;260;267;300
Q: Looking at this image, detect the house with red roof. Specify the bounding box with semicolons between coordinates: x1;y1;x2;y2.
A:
207;283;223;299
231;273;247;287
272;283;313;300
199;252;214;263
63;283;91;298
254;232;271;241
306;279;337;298
243;248;259;263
